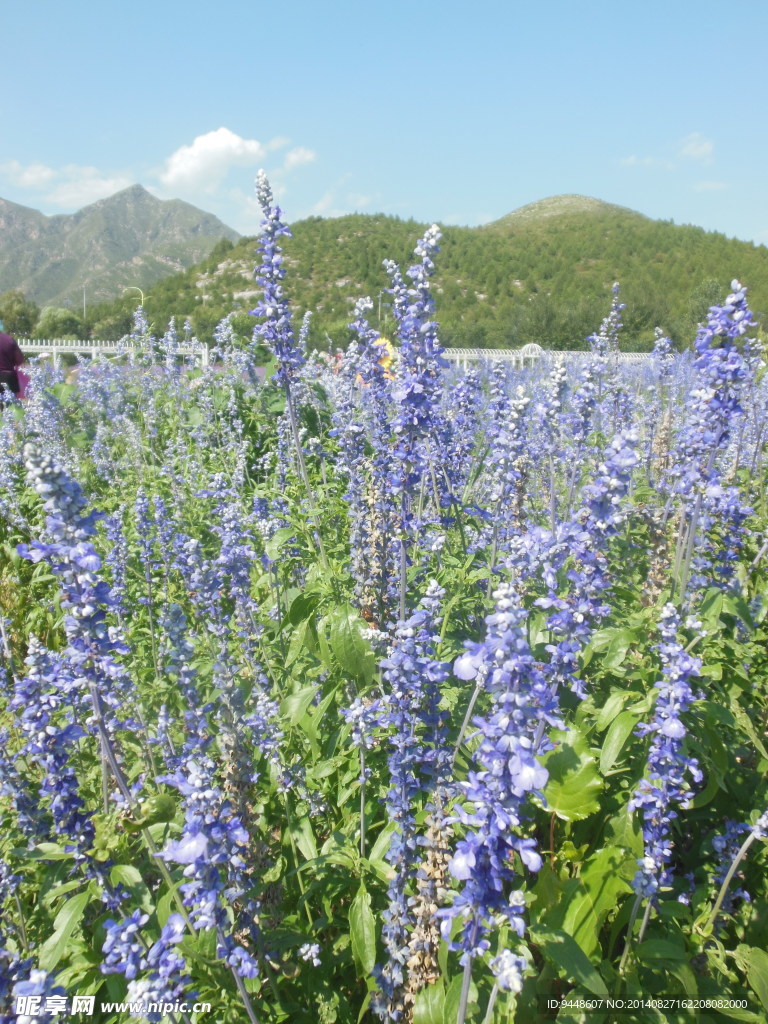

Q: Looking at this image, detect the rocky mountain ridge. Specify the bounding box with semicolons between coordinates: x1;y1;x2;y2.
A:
0;185;240;307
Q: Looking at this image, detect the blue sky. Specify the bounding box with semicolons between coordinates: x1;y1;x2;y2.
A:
3;0;767;247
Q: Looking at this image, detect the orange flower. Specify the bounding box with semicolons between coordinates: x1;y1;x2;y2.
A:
356;337;396;385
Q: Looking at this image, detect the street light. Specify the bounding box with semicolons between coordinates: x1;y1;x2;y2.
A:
123;286;145;306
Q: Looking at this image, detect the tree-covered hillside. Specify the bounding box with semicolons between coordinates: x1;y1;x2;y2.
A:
62;200;768;350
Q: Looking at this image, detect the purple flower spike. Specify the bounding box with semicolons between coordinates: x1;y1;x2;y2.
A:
629;604;703;898
249;170;306;386
439;584;562;974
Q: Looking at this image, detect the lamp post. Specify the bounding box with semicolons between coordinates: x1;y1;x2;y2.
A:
123;286;145;306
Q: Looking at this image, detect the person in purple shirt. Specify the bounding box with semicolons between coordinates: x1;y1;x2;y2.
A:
0;329;25;396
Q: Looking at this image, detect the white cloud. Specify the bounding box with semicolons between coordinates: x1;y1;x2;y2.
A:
229;182;293;233
620;133;715;174
678;132;714;163
236;192;270;230
46;167;134;207
159;127;276;190
0;129;317;229
619;155;674;170
0;159;58;188
692;180;728;192
283;146;316;171
0;160;133;209
306;186;373;219
310;191;342;217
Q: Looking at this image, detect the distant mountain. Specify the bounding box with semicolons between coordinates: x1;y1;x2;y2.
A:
0;186;240;307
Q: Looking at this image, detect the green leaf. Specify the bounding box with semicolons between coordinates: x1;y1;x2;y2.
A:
599;711;637;774
357;992;373;1024
413;982;445;1024
68;430;91;450
29;842;77;861
667;960;699;998
595;690;631;732
289;815;318;862
543;732;603;821
156;879;185;927
602;627;637;671
444;972;478;1024
285;618;312;668
281;684;320;726
729;702;768;761
317;617;333;669
41;880;82;907
700;587;725;628
745;946;768;1010
288;590;320;625
265;527;296;560
369;821;396;863
38;890;91;971
636;939;688;961
124;793;177;832
109;864;145;889
722;591;754;627
349;882;377;976
561;848;634;958
710;1009;765;1023
109;864;153;915
583;627;636;672
603;808;643;857
530;926;609;996
326;606;376;682
690;772;721;809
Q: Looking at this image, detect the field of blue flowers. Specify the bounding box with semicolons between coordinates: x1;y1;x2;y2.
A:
1;172;767;1024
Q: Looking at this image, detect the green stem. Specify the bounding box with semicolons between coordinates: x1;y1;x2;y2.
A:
549;454;557;534
0;619;20;681
636;899;653;945
87;681;195;934
399;533;408;623
706;829;760;933
456;952;475;1024
271;564;287;666
359;746;367;860
231;971;260;1024
284;383;331;575
451;679;483;768
677;444;720;599
440;466;469;556
217;925;260;1024
14;893;29;952
282;795;314;928
100;749;110;815
617;894;643;978
677;491;703;599
482;983;499;1024
486;523;499;608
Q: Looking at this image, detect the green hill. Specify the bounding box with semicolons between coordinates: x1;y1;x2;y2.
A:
486;193;646;227
86;197;768;351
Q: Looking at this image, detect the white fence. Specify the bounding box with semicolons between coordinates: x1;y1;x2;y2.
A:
18;338;650;372
442;343;651;369
18;337;210;367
